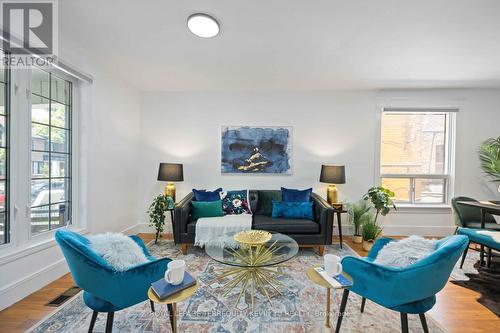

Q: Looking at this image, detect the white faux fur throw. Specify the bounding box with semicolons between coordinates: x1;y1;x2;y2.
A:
89;233;149;271
374;235;438;268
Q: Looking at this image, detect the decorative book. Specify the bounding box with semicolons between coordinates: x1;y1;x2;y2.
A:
314;267;352;289
151;272;196;299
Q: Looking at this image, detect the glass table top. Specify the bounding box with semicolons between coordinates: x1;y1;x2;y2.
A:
205;231;299;267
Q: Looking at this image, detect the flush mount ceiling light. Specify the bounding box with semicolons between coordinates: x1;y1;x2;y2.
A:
187;13;220;38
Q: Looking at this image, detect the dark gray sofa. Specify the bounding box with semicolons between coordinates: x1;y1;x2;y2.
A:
173;190;333;255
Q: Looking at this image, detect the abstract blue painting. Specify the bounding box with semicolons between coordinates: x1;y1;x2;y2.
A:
221;126;292;174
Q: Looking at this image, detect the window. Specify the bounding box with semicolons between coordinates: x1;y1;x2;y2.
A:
30;68;72;235
379;109;455;205
0;51;9;244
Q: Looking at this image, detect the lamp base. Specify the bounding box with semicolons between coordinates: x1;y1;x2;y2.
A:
327;184;339;207
164;182;176;202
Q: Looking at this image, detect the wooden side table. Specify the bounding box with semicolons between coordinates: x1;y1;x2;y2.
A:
306;267;352;329
147;280;200;333
332;208;347;249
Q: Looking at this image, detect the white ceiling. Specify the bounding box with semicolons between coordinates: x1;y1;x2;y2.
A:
60;0;500;91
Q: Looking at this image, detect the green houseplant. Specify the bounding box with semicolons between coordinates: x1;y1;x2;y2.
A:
348;200;371;244
363;186;397;224
479;136;500;192
147;194;173;244
360;213;382;251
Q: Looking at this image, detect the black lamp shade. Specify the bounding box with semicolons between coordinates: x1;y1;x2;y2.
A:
157;163;184;182
320;165;346;184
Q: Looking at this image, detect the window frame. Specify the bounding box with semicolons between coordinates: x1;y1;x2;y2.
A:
376;108;457;207
29;68;73;236
0;51;11;245
0;65;84;252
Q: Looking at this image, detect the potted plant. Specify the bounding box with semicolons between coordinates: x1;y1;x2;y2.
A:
363;186;397;224
361;213;382;251
348;200;371;244
147;194;173;244
479;136;500;192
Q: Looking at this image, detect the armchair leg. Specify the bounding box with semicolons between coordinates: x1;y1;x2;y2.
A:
105;312;114;333
88;310;98;333
480;245;485;266
400;313;409;333
318;245;325;256
150;300;155;313
167;304;175;333
487;247;492;268
419;313;429;333
335;289;350;333
360;297;366;313
180;244;188;255
460;241;470;268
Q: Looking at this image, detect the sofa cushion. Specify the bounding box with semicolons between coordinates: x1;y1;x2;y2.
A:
254;190;282;215
281;187;312;202
221;190;252;215
253;215;319;234
191;200;224;220
192;188;222;201
272;201;314;220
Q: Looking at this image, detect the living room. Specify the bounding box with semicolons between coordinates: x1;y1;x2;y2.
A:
0;1;499;332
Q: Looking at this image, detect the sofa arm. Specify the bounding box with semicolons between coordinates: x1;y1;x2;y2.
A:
173;192;194;243
311;192;334;244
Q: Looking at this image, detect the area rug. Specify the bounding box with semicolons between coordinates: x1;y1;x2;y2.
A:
28;241;446;333
450;250;500;317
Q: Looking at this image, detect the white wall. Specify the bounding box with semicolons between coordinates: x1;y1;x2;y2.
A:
137;89;500;236
0;37;142;310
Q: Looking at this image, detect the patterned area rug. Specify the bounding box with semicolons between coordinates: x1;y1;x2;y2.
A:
28;241;446;333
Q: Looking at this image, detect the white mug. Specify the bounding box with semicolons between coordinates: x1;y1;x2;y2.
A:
165;259;185;285
324;254;342;276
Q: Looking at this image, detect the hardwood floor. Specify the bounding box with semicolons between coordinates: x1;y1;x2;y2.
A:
0;234;498;333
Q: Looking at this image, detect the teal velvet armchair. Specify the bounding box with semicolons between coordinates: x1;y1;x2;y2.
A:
55;230;171;333
336;235;468;333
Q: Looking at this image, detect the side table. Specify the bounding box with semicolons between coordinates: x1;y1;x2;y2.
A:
306;267;352;329
147;280;200;333
332;208;347;249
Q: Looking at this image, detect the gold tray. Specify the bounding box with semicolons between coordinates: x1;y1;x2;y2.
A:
234;230;272;245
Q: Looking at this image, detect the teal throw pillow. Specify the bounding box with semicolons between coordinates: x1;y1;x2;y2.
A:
191;200;224;220
272;201;314;220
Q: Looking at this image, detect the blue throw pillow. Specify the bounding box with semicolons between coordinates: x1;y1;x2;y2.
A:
272;201;314;220
281;187;312;202
192;188;222;201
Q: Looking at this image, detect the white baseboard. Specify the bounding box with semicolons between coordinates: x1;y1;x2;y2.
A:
0;258;68;311
123;222;172;235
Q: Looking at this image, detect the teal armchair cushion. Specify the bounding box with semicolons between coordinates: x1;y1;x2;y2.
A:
457;227;500;250
55;230;171;312
342;235;468;314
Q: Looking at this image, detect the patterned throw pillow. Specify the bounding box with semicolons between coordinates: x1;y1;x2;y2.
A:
221;190;252;215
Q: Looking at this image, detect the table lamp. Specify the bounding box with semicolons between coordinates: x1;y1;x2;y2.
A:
157;163;184;202
320;165;346;207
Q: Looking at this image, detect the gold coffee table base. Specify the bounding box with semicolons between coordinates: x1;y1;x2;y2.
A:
216;241;287;308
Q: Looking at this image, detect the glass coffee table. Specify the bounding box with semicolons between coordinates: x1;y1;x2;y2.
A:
205;231;299;307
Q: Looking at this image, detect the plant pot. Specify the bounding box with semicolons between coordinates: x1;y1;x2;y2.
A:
362;240;374;252
353;235;363;244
